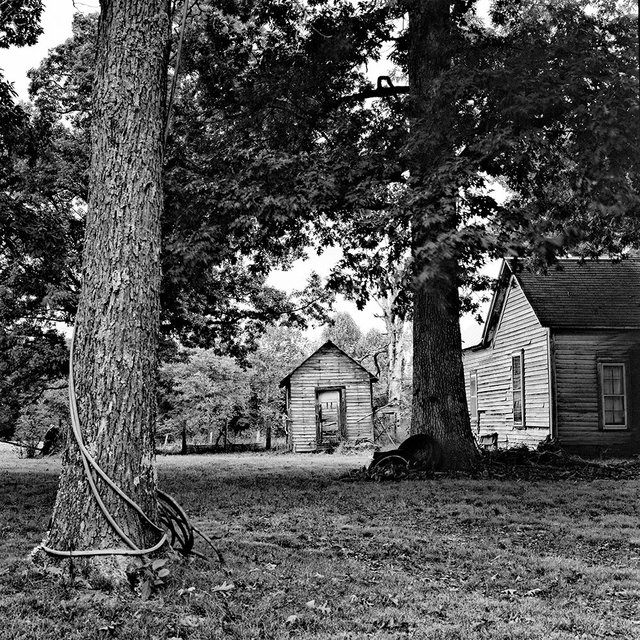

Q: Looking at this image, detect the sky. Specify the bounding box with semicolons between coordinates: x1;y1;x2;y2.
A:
0;0;497;346
0;1;88;99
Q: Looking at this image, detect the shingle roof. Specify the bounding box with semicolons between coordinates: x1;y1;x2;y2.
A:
511;258;640;329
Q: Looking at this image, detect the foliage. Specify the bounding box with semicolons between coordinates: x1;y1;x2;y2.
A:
320;311;363;355
320;1;639;299
10;3;395;357
158;350;251;444
310;0;638;466
158;325;310;445
2;0;637;450
0;0;42;48
246;325;310;440
0;169;77;439
457;0;640;264
482;3;634;258
3;1;639;332
0;4;76;439
0;326;67;439
156;0;391;350
13;384;67;456
0;24;84;331
1;4;355;425
0;0;43;144
132;558;172;601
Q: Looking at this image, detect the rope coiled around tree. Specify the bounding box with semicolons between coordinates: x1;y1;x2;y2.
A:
41;327;222;563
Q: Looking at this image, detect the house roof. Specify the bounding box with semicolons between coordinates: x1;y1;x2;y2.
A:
279;340;378;387
475;257;640;348
515;258;640;329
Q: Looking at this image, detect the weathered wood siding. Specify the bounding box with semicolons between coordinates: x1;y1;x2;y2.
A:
462;277;551;447
288;344;374;452
553;330;640;452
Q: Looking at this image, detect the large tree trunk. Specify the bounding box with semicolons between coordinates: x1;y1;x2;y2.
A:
407;0;477;470
411;261;477;469
42;0;169;582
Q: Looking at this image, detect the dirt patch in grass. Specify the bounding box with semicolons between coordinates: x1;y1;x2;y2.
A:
2;447;640;639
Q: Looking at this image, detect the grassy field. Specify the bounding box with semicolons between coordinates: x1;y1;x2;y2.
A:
2;443;640;639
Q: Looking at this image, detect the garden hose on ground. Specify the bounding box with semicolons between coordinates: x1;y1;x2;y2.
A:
41;327;221;562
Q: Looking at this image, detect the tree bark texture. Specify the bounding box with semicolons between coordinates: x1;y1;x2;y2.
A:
407;0;478;470
45;0;169;579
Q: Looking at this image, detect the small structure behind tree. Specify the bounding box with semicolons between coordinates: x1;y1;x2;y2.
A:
280;340;376;452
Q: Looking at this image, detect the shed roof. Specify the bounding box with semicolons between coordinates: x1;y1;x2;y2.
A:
476;257;640;348
279;340;378;387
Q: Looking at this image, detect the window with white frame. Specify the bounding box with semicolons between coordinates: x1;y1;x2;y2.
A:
512;351;525;428
600;363;628;429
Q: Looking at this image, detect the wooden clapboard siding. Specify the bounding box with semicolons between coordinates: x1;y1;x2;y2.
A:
463;277;551;447
462;258;640;451
553;330;640;451
285;342;374;452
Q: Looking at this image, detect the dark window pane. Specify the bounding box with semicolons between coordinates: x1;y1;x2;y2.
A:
603;365;624;395
613;410;625;425
604;397;625;425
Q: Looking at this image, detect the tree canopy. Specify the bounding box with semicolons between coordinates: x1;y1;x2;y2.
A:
2;0;638;463
2;7;347;361
323;0;638;287
13;2;637;335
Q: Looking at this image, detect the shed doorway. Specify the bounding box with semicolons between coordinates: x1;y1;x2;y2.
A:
316;388;345;445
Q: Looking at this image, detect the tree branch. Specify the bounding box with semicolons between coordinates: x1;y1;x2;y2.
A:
164;0;191;148
359;347;386;378
335;76;409;108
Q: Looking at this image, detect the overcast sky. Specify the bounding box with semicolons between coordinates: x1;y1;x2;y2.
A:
0;0;495;345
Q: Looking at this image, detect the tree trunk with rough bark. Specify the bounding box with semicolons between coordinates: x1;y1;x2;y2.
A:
42;0;169;582
407;0;478;470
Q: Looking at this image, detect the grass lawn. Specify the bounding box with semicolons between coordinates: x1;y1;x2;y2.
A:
1;443;640;639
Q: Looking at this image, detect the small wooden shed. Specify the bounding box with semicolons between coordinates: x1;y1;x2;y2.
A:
462;258;640;454
280;340;377;452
